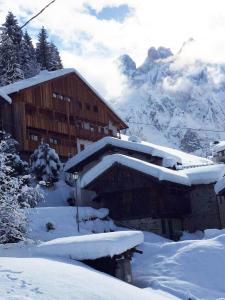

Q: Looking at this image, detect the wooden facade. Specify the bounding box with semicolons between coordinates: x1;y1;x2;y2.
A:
0;72;127;160
85;164;191;239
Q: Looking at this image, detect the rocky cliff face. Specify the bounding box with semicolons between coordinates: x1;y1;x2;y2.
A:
114;42;225;156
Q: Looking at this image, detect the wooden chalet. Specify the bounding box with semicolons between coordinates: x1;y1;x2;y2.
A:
0;69;127;160
66;137;225;240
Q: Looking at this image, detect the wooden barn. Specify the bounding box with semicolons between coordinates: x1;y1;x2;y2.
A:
65;137;225;239
0;69;127;160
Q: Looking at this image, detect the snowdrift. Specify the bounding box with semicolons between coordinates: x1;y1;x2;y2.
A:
133;230;225;299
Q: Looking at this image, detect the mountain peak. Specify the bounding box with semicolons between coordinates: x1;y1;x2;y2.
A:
147;46;173;62
118;54;136;77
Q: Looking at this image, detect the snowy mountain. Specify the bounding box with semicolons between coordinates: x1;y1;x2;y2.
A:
115;41;225;156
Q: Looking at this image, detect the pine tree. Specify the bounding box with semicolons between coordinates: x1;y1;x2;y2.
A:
49;42;63;71
0;131;44;243
36;27;51;70
0;131;28;176
21;31;40;78
0;12;24;85
30;143;62;185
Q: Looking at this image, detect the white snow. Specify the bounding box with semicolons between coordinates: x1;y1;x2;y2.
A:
0;257;176;300
215;176;225;194
80;153;225;188
26;206;114;241
180;163;225;185
65;136;213;172
0;89;11;103
0;68;125;124
212;141;225;154
132;230;225;299
35;231;144;260
38;179;74;207
80;154;190;188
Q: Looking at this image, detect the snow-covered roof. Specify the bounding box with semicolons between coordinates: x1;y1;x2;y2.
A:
212;141;225;154
0;68;126;126
81;154;191;188
80;154;225;188
214;177;225;194
180;164;225;185
35;231;144;260
65;136;213;172
0;89;11;103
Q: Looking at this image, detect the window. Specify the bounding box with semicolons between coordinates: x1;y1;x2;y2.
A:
108;129;113;136
30;134;38;142
49;137;59;145
58;95;63;100
52;92;57;98
85;103;90;111
64;96;71;102
80;144;85;151
55;112;67;122
100;127;105;134
93;105;98;113
78;101;82;110
90;125;94;132
69;116;74;124
25;104;36;115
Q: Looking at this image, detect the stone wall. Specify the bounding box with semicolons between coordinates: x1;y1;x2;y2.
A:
184;184;221;232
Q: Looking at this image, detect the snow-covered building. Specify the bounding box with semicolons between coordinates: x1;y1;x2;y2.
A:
0;68;127;160
212;141;225;163
65;136;225;239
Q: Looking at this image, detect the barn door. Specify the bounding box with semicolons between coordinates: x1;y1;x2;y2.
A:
217;196;225;228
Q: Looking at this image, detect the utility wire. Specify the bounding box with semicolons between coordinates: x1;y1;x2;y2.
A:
0;0;56;43
126;120;225;133
20;0;56;30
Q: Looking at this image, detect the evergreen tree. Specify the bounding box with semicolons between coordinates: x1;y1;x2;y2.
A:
49;42;63;71
30;143;62;185
0;12;24;85
0;131;44;243
36;27;51;70
0;131;28;176
21;31;40;78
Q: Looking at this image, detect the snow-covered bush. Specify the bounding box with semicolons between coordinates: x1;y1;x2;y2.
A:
30;143;62;185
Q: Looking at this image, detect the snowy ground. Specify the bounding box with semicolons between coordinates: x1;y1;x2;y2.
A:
0;257;178;300
132;231;225;300
0;235;177;300
26;206;115;241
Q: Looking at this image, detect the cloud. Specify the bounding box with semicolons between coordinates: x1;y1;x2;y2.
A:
1;0;225;99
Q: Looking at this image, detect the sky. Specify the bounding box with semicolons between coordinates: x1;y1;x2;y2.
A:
1;0;225;99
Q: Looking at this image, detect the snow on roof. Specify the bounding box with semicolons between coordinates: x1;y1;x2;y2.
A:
214;176;225;194
0;89;11;103
64;136;213;172
80;154;225;188
81;154;191;188
212;141;225;154
180;164;225;185
0;68;126;125
35;231;144;260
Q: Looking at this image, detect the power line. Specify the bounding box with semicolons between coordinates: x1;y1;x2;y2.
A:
0;0;56;43
20;0;56;30
126;120;225;133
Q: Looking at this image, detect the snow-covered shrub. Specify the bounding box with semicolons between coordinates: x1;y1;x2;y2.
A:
17;183;44;208
30;143;62;185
